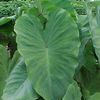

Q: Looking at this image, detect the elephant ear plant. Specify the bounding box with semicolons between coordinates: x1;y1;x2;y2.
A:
0;0;100;100
14;9;80;100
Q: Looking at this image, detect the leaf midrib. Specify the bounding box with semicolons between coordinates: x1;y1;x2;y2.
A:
45;47;52;93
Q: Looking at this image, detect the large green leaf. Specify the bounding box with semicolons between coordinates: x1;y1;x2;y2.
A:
0;45;9;99
77;15;92;70
15;9;80;100
2;57;39;100
63;82;82;100
86;4;100;63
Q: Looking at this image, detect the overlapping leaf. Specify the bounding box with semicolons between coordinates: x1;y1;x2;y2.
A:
0;45;9;99
86;4;100;63
63;82;82;100
15;9;80;100
2;57;38;100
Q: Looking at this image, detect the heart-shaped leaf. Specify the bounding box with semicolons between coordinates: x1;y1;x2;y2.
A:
15;9;80;100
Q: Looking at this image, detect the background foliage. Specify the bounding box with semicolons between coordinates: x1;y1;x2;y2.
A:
0;0;32;18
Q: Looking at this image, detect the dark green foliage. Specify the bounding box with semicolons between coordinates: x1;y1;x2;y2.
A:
0;1;28;18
